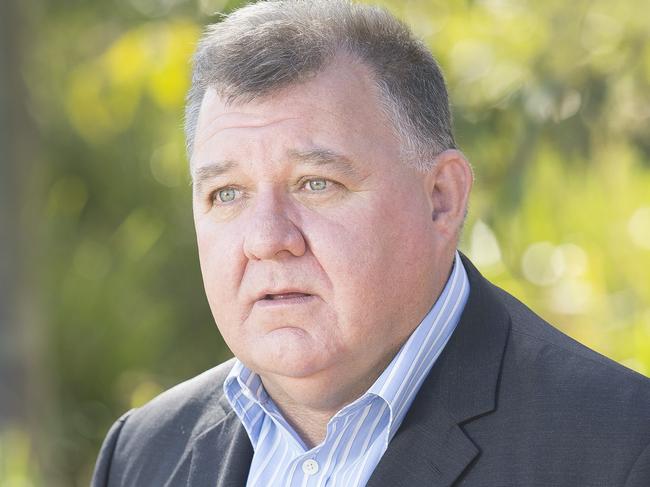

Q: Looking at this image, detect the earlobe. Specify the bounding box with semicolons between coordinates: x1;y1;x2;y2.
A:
427;149;473;234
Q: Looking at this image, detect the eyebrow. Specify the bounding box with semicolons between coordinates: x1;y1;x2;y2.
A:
191;159;237;194
287;148;361;178
191;148;362;193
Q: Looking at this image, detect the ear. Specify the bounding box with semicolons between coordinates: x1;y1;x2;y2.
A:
423;149;473;240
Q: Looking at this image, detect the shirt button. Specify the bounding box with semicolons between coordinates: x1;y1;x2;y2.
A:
302;459;320;475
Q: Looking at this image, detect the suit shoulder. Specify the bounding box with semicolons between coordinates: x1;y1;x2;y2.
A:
114;358;237;454
95;359;239;485
136;358;235;415
492;283;650;402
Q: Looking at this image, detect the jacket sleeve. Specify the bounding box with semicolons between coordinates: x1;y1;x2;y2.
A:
624;440;650;487
91;410;134;487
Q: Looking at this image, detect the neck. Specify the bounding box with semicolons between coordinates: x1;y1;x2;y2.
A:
259;349;399;448
271;400;333;449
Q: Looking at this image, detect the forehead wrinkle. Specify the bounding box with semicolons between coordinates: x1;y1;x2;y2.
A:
194;114;300;154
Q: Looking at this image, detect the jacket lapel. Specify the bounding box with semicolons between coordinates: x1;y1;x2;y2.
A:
367;255;511;487
186;409;253;487
365;396;479;487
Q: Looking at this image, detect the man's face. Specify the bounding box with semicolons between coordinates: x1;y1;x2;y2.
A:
191;58;449;397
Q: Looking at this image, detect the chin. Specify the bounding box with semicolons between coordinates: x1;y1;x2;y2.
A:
248;349;337;381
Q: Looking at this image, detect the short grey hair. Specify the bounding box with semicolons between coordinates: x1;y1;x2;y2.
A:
185;0;456;170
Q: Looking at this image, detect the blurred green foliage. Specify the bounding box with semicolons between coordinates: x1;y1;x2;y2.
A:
2;0;649;485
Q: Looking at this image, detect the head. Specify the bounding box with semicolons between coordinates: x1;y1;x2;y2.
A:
185;0;456;170
187;0;472;407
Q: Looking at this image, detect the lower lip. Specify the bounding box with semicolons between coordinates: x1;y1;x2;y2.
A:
254;294;316;308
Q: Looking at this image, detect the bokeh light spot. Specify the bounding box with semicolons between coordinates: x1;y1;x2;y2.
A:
150;142;186;187
469;220;502;268
46;176;88;218
130;380;164;408
522;241;564;286
628;207;650;250
549;279;593;315
114;208;164;260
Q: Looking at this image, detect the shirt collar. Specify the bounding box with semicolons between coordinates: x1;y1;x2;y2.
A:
366;251;469;438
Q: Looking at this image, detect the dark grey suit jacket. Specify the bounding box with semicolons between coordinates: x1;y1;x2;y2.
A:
92;257;650;486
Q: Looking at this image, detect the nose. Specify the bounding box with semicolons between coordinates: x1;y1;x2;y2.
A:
243;191;306;260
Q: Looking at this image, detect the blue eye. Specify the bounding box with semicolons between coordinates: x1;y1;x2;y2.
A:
216;188;238;203
307;179;328;191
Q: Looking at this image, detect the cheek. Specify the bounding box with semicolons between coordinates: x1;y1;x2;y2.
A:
301;196;433;314
195;218;245;304
300;206;401;301
195;221;251;351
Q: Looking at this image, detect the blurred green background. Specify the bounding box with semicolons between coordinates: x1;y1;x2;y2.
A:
1;0;649;485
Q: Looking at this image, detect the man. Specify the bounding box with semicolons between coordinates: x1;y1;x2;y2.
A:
92;1;650;486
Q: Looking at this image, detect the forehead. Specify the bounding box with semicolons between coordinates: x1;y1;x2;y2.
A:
190;56;400;171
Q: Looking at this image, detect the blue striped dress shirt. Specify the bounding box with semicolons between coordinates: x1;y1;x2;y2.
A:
224;251;470;487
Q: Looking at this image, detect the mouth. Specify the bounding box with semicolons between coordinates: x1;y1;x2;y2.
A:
254;290;316;307
262;292;312;301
